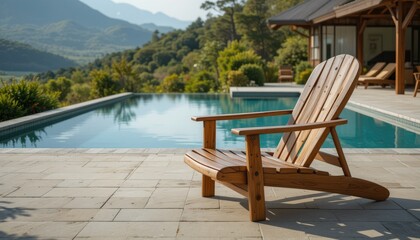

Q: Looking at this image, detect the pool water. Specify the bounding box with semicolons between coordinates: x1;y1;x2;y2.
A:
1;94;419;148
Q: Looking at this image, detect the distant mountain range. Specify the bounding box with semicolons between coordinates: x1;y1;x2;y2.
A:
0;39;76;72
0;0;154;66
80;0;191;30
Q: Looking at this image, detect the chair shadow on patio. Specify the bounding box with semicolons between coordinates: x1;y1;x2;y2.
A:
216;192;420;239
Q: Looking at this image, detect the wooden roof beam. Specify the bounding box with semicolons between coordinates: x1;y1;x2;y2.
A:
402;1;419;28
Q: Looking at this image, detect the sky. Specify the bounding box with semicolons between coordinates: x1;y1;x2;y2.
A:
112;0;209;21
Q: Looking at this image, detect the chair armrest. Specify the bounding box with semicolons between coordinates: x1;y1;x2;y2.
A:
192;110;293;121
231;118;347;135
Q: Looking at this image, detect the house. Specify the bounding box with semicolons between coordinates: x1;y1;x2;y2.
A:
268;0;420;94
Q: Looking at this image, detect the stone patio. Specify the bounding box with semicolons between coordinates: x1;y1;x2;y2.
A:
0;148;419;239
1;86;420;239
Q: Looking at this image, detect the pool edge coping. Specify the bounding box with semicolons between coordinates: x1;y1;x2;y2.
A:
0;92;134;137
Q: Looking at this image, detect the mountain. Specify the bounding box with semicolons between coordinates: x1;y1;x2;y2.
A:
139;23;174;34
80;0;191;30
0;0;153;65
0;39;76;72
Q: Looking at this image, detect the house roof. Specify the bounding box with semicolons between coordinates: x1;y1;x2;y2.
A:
267;0;386;29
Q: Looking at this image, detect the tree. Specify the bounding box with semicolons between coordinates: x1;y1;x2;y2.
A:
201;0;244;41
112;58;137;92
45;77;72;102
275;35;308;69
90;70;118;98
160;74;185;92
236;0;282;60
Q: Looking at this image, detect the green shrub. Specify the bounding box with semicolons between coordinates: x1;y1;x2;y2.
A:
263;62;279;83
185;70;217;93
89;70;119;98
227;71;249;87
45;77;72;101
294;61;313;84
160;74;185;92
0;80;59;121
296;69;313;85
0;94;25;121
229;51;262;71
275;35;308;68
239;64;265;86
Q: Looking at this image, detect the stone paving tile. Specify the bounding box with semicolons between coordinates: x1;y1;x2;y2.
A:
333;209;417;222
181;208;250;222
44;172;129;180
0;222;87;239
185;188;220;209
6;186;53;197
145;188;189;208
43;187;117;198
103;197;149;209
113;188;155;198
0;197;72;209
0;208;117;222
266;209;338;222
261;222;396;239
381;222;420;239
115;209;183;222
62;197;108;209
177;222;261;238
77;222;179;238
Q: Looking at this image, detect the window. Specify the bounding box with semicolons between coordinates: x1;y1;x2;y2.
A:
321;26;356;61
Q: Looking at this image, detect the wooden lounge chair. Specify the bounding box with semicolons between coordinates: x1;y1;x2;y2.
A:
278;66;294;82
358;63;396;89
361;62;386;78
414;66;420;97
184;54;389;222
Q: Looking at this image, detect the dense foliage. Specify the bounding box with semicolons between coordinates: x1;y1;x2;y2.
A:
0;80;59;121
1;0;309;121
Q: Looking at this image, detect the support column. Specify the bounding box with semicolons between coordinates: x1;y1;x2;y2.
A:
357;19;366;66
395;1;405;94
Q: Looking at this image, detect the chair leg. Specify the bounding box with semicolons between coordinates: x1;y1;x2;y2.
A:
246;135;266;221
202;175;215;197
414;81;419;97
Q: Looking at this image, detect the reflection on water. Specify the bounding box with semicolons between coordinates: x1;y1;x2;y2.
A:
1;94;419;148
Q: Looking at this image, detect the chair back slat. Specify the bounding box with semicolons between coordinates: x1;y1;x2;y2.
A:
274;55;360;167
375;63;395;79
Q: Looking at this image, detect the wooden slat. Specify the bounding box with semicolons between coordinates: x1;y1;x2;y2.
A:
186;151;238;173
230;150;299;173
194;149;247;170
192;110;293;121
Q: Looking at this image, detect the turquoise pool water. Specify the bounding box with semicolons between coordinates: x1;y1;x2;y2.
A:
1;94;419;148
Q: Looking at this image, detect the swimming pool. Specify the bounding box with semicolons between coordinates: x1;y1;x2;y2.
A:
1;94;419;148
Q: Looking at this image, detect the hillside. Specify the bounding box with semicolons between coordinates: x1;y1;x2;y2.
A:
0;39;76;72
80;0;191;29
0;0;153;65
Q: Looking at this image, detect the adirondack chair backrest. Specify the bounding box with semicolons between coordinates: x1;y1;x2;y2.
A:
273;54;361;167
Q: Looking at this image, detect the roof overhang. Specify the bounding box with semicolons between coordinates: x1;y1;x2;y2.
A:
268;0;388;29
334;0;385;18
